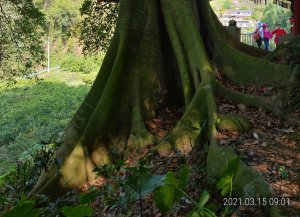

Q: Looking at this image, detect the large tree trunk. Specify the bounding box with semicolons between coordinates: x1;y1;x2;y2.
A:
30;0;298;215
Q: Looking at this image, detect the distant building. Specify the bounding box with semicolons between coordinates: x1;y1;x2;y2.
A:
219;9;254;29
222;9;252;18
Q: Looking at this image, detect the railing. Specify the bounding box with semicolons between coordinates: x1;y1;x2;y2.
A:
240;33;254;46
249;0;267;4
16;66;60;80
240;33;276;51
249;0;291;8
273;0;291;9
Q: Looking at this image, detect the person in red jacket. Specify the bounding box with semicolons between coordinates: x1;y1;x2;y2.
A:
271;24;287;48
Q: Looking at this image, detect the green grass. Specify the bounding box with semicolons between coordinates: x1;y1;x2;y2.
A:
0;67;100;175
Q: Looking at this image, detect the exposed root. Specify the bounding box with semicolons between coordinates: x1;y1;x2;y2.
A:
215;43;292;87
153;126;199;156
207;140;281;217
285;65;300;100
127;68;157;150
153;86;207;155
127;132;156;151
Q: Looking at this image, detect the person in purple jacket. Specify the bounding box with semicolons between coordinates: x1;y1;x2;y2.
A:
262;23;272;51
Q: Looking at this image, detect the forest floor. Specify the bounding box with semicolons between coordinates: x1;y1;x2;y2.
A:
91;79;300;216
216;81;300;216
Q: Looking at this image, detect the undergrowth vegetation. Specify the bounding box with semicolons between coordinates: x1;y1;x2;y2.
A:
51;53;104;75
0;147;241;217
0;70;98;176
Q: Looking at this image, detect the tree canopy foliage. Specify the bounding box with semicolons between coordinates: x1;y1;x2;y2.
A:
0;0;46;81
262;2;291;30
35;0;84;45
79;0;118;55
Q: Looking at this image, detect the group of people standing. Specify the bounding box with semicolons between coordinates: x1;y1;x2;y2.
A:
252;21;287;51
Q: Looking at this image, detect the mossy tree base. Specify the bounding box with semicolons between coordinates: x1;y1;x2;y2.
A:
217;114;251;133
30;0;298;216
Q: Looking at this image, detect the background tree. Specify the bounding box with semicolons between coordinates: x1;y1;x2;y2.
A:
0;0;46;81
79;0;118;55
262;2;291;30
34;0;84;54
33;0;106;77
30;1;299;215
223;0;232;9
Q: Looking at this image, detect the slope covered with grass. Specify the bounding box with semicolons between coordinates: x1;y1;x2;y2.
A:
0;69;98;175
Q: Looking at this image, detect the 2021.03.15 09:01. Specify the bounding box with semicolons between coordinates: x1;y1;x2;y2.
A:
223;197;291;206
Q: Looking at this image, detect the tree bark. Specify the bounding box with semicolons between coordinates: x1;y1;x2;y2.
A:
30;0;298;215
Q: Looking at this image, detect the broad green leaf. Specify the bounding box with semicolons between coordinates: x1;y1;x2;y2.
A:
216;157;240;198
216;175;232;196
190;210;213;217
178;167;189;190
127;173;165;199
154;172;177;213
198;191;210;207
220;184;230;196
80;189;99;204
3;200;38;217
223;157;240;177
216;175;231;190
174;167;189;201
190;212;201;217
24;209;42;217
174;167;190;201
61;205;93;217
206;204;218;213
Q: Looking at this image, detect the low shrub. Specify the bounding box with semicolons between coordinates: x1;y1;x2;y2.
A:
52;53;104;74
